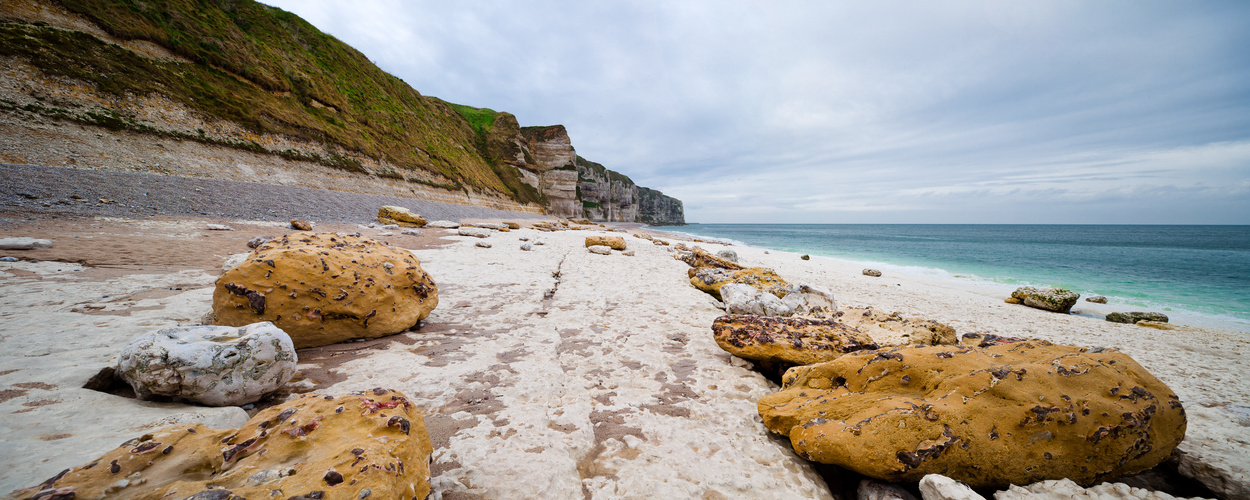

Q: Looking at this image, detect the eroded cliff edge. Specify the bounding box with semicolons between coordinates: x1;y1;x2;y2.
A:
0;0;683;223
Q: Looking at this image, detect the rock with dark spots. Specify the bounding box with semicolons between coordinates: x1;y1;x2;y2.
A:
1086;296;1108;304
758;341;1186;488
290;219;313;231
584;235;627;250
837;307;957;347
690;267;790;301
0;237;52;250
212;232;438;348
1106;312;1169;324
863;268;883;277
1010;287;1080;313
376;206;426;228
676;248;744;273
5;389;433;500
116;322;296;406
712;315;878;366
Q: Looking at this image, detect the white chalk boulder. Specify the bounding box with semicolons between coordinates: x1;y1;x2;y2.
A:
117;322;297;406
781;283;838;318
0;237;53;250
587;245;612;255
427;220;461;229
458;227;491;238
720;283;790;316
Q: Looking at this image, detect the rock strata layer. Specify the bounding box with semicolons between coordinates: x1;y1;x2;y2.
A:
116;322;296;406
212;232;438;348
758;341;1187;488
6;389;433;500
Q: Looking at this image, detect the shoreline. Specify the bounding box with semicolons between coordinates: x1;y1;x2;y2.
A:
646;224;1250;334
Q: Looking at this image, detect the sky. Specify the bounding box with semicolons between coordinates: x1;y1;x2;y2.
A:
262;1;1250;224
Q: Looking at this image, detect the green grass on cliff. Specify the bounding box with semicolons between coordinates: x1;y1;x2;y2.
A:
0;0;534;199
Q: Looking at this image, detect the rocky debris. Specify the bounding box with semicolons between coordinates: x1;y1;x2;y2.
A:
584;235;627;250
864;268;883;277
801;254;811;260
1086;296;1109;304
837;307;957;347
290;219;313;231
858;480;920;500
712;314;878;366
716;249;739;263
116;322;296;406
691;267;790;300
401;229;421;236
1107;312;1170;324
206;224;233;231
759;341;1187;488
475;241;492;248
212;232;438;348
7;389;433;500
994;477;1190;499
1010;287;1080;313
377;205;427;228
587;245;612;255
426;220;460;229
0;237;52;250
247;236;274;249
520;243;533;251
457;227;491;238
918;474;983;500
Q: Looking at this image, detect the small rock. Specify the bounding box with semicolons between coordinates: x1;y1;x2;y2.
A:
116;322;297;406
857;479;919;500
588;245;612;255
247;236;274;249
504;222;520;229
519;237;530;242
715;249;739;263
475;241;492;248
458;227;490;238
801;254;810;260
863;268;883;277
378;231;393;236
426;220;460;229
98;198;115;204
1011;286;1080;313
206;224;233;231
1086;296;1108;304
520;243;533;251
381;224;399;229
401;229;421;236
0;256;17;262
377;206;426;228
585;236;627;250
533;240;546;246
290;219;313;231
918;474;984;500
0;237;53;250
1106;312;1169;324
473;222;507;230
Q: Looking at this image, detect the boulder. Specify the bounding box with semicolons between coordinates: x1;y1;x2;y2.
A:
0;237;53;250
676;248;743;273
720;283;791;316
212;233;438;348
458;227;491;238
1106;312;1169;324
290;219;312;231
377;206;427;228
838;307;957;347
427;220;460;229
780;283;838;318
716;249;739;263
1086;296;1108;304
712;314;878;366
588;245;612;255
7;389;433;500
1011;287;1080;313
585;235;626;250
918;475;984;500
995;478;1186;499
690;267;790;300
863;268;883;277
116;322;296;406
758;341;1187;488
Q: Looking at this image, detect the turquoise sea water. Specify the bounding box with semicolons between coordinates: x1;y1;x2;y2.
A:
651;224;1250;331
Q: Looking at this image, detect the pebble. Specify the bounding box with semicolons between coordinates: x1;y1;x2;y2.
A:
520;243;533;251
206;224;233;231
0;256;17;262
475;241;492;248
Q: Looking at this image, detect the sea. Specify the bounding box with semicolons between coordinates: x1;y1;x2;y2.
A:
650;224;1250;332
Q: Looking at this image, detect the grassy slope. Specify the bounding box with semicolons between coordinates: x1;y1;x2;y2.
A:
0;0;538;200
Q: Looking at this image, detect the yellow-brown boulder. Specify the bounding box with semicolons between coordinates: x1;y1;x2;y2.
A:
213;232;438;348
677;248;744;276
758;341;1186;488
377;205;427;227
712;315;878;366
8;389;433;500
584;235;626;250
690;267;790;300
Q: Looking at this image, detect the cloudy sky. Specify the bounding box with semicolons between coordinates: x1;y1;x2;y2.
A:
264;1;1250;224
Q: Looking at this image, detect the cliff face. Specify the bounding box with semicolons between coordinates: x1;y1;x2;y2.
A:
0;0;683;220
577;156;684;225
637;187;685;225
